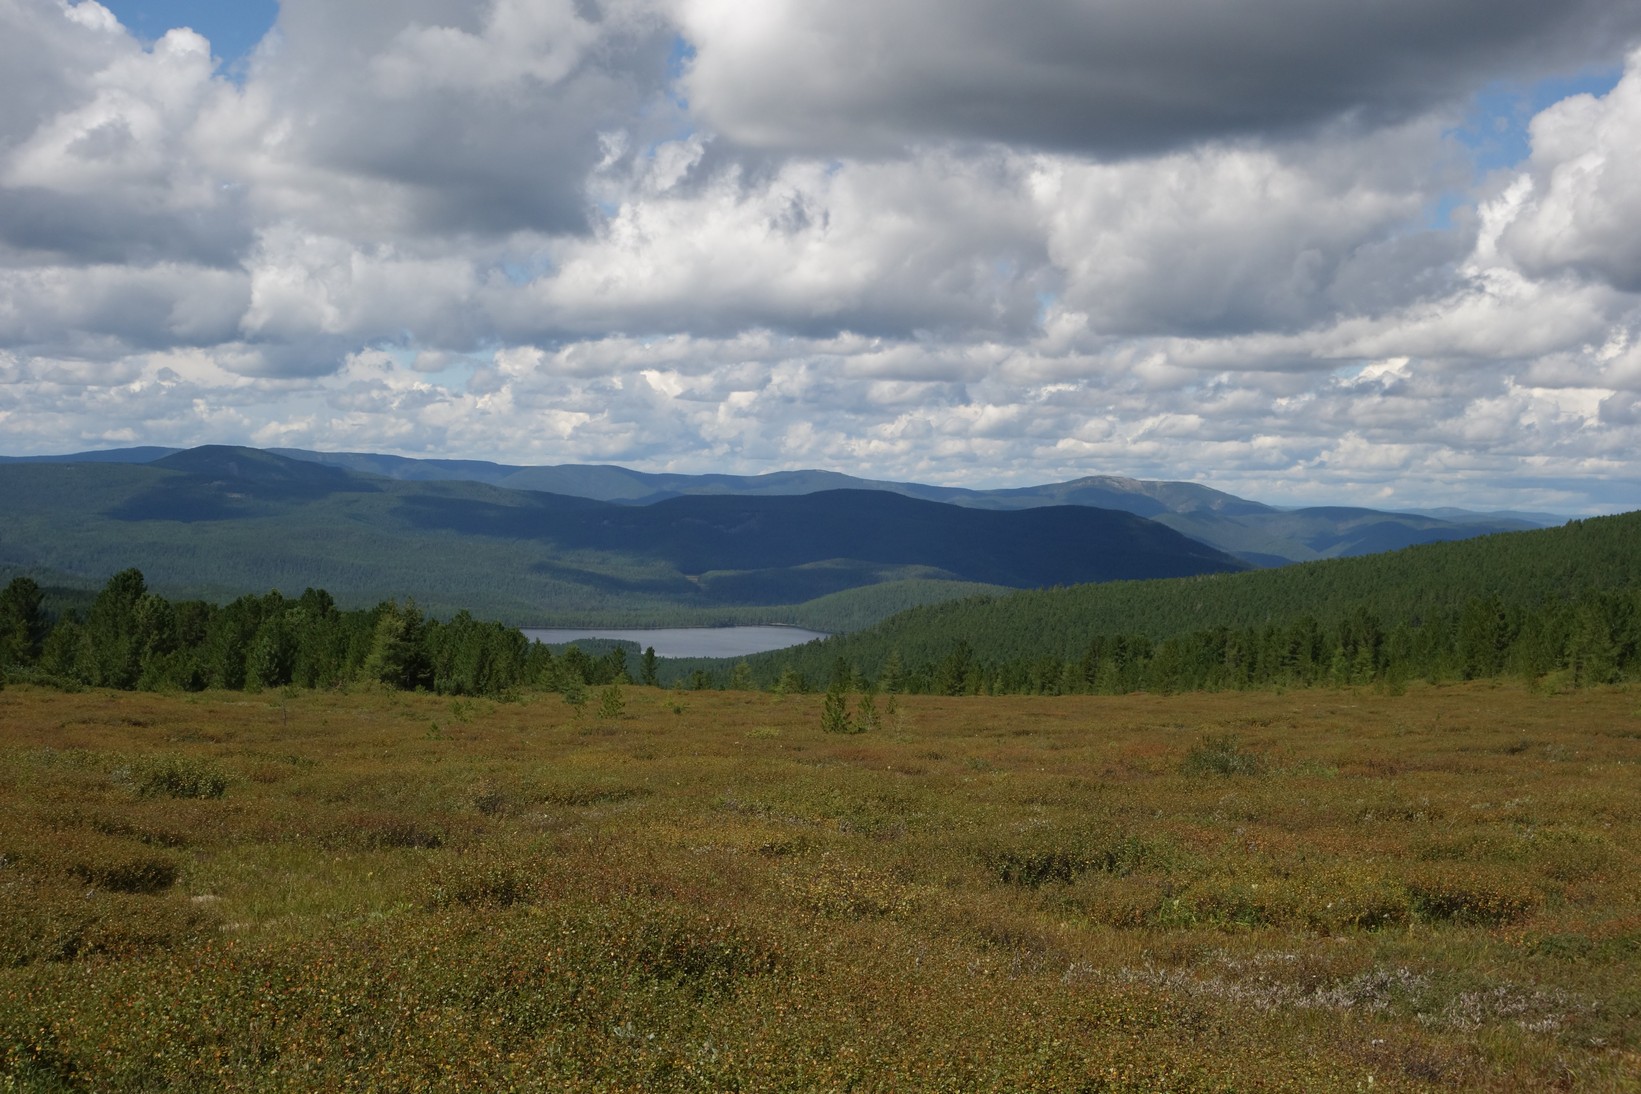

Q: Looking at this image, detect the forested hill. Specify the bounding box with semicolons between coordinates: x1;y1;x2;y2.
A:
737;510;1641;692
1;445;1549;565
0;446;1242;628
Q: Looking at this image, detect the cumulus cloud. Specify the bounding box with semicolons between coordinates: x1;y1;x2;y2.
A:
0;3;245;267
1031;126;1453;338
510;147;1050;340
1;0;1640;515
233;0;676;241
1498;48;1641;291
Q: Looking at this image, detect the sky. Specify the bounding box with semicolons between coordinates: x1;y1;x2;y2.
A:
2;1;1641;515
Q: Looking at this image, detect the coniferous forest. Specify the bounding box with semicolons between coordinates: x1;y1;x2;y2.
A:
3;510;1637;700
736;510;1641;695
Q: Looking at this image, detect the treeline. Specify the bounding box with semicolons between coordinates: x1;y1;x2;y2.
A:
734;511;1641;695
735;590;1636;698
0;569;651;698
5;510;1638;702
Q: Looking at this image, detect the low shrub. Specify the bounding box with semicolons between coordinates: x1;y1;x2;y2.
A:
8;832;181;895
537;783;651;807
1181;734;1265;776
427;857;534;908
1405;869;1536;926
988;834;1172;889
70;850;178;894
0;883;214;966
129;756;228;800
781;860;915;920
618;909;782;994
991;845;1087;888
341;811;446;851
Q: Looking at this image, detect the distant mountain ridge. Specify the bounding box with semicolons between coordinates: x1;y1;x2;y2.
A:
0;445;1555;566
271;450;1563;563
0;446;1243;628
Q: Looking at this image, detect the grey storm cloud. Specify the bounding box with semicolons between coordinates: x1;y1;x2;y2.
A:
253;0;678;240
679;0;1641;156
0;185;251;267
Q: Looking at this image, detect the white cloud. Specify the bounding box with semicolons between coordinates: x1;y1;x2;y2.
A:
1032;132;1443;337
1498;48;1641;291
521;148;1048;340
0;0;1640;515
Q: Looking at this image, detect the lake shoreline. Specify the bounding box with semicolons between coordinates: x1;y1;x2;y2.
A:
519;624;830;659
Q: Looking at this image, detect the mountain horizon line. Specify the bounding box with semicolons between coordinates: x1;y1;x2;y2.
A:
0;443;1570;531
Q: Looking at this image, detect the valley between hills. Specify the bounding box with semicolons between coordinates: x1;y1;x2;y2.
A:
0;447;1637;1092
0;444;1551;631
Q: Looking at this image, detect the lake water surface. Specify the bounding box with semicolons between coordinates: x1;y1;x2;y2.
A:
520;625;829;659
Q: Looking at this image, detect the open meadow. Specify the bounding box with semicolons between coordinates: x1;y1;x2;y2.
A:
1;682;1637;1091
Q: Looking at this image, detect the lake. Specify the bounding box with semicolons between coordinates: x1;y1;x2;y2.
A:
520;625;830;659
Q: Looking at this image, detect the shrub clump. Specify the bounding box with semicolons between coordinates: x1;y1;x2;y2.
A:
1;886;214;965
989;835;1169;889
10;833;182;895
1180;734;1265;776
427;858;534;908
351;812;446;851
129;756;228;800
69;850;179;894
1405;870;1536;926
619;910;782;994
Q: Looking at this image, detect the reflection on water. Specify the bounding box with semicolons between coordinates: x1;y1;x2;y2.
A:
520;625;829;659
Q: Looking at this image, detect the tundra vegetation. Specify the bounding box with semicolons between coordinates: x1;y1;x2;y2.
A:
0;684;1636;1090
0;512;1636;1088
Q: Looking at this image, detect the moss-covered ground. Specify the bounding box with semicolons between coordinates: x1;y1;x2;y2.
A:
1;682;1637;1091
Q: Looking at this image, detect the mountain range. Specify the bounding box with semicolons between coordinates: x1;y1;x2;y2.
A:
0;445;1246;628
4;445;1556;568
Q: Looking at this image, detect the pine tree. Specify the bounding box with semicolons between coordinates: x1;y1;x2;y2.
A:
855;692;881;733
596;682;625;720
820;687;854;734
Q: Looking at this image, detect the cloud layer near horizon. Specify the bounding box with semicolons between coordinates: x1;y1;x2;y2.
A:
2;0;1641;514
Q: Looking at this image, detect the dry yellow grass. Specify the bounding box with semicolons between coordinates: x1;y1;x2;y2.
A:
1;681;1637;1091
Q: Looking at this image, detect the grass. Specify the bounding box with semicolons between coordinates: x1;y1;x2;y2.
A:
0;682;1637;1090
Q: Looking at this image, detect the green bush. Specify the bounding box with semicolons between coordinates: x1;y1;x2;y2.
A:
344;811;445;851
989;835;1171;889
69;851;178;894
1180;734;1264;776
130;756;228;800
427;858;533;908
1;884;214;966
596;682;625;720
820;689;861;734
620;909;781;994
1405;871;1535;926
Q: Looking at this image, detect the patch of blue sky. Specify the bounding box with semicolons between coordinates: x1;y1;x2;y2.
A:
1421;191;1468;231
663;34;696;112
1450;66;1624;175
1034;291;1059;327
378;344;479;392
1423;65;1625;229
496;257;556;287
97;0;279;74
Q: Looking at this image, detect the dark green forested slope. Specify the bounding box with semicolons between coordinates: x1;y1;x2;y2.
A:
735;511;1641;693
6;445;1547;564
2;513;1634;704
0;447;1237;629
